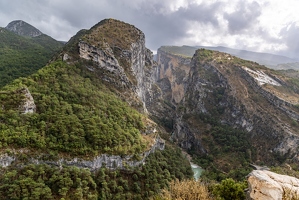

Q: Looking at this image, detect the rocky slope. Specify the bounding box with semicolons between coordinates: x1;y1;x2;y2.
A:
151;48;299;171
5;20;42;37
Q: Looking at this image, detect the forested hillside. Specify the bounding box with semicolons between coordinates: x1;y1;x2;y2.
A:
0;27;63;87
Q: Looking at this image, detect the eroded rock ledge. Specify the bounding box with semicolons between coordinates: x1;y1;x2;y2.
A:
0;136;165;171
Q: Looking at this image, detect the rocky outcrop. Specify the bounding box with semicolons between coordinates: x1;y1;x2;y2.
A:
0;154;15;167
5;20;42;37
248;170;299;200
79;41;131;88
77;24;160;113
20;87;36;114
50;136;164;170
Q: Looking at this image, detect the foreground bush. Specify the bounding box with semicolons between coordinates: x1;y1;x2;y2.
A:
212;178;246;200
153;179;211;200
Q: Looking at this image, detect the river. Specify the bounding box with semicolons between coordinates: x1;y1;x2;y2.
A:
191;162;203;181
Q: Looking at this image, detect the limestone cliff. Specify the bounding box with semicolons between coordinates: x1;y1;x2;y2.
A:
63;19;160;113
151;48;299;165
156;48;191;104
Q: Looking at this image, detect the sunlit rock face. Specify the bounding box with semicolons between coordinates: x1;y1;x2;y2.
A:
248;170;299;200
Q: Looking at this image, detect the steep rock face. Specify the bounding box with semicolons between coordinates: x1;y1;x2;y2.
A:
248;170;299;200
78;41;131;88
153;48;299;163
5;20;42;37
74;19;160;113
156;48;191;104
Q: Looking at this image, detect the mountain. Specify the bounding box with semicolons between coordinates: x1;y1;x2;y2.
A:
160;45;299;69
1;18;299;199
153;47;299;180
0;19;192;199
5;20;42;37
0;21;64;87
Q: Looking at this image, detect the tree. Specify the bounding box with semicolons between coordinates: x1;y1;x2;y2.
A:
212;178;246;200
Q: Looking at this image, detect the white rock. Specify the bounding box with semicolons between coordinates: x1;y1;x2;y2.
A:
248;170;299;200
20;87;36;114
243;67;281;86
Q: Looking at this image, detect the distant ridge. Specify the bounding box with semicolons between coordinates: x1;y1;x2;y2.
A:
5;20;42;37
195;45;299;68
159;45;299;69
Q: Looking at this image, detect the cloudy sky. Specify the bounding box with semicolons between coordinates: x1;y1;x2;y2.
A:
1;0;299;59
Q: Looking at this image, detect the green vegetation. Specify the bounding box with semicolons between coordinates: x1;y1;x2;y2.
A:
84;18;142;50
0;60;146;156
196;49;214;61
0;28;63;88
95;145;193;199
0;164;97;200
212;178;247;200
0;145;193;200
186;113;253;182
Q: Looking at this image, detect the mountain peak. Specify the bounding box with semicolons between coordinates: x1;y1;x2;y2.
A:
84;18;144;50
5;20;42;37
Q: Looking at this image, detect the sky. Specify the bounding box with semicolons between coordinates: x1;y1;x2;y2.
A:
1;0;299;59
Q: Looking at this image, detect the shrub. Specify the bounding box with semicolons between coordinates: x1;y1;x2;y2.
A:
212;178;246;200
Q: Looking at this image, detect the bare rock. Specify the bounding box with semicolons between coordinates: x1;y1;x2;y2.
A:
248;170;299;200
20;87;36;114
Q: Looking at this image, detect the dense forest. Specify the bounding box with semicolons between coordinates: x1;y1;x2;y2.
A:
0;60;148;157
0;145;193;200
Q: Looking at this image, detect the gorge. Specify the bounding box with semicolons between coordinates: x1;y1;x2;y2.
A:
1;18;299;199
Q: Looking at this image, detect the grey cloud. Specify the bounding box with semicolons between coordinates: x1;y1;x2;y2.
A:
224;1;261;34
1;0;296;59
0;0;223;50
279;23;299;59
119;1;223;50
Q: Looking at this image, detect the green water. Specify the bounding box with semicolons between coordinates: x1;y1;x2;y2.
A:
191;163;203;181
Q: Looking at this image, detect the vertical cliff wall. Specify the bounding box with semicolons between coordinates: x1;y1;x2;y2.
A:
156;48;191;104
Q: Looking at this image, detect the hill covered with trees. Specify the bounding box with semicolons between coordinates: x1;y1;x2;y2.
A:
0;23;63;88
